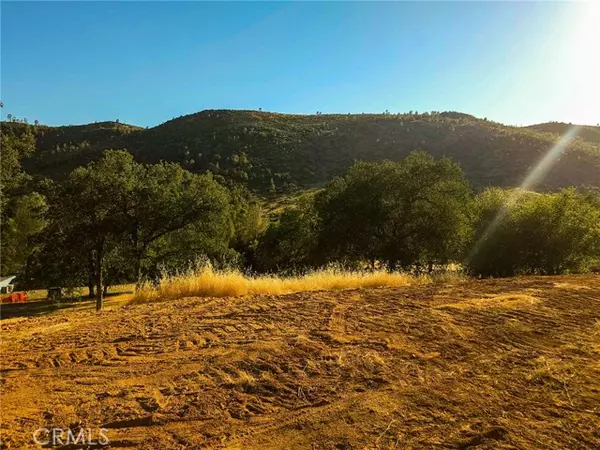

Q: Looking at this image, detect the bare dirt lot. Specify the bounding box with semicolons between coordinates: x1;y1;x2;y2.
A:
1;275;599;449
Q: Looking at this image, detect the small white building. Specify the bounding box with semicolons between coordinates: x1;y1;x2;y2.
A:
0;276;17;294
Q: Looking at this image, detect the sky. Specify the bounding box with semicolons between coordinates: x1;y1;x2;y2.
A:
1;1;599;128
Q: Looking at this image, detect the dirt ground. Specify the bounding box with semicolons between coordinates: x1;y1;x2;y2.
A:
1;275;599;449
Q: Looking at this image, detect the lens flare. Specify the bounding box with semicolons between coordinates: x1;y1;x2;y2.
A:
468;126;581;262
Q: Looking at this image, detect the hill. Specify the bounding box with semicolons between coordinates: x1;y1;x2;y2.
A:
14;121;142;175
527;122;600;145
5;110;600;192
1;275;599;448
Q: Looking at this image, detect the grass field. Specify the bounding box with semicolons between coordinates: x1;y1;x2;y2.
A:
1;275;599;449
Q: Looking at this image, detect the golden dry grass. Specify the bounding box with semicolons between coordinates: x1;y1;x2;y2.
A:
130;265;432;304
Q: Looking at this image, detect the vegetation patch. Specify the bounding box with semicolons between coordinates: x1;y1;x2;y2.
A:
131;264;431;304
2;114;599;311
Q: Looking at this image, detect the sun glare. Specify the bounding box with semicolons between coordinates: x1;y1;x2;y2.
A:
566;2;600;123
467;126;581;262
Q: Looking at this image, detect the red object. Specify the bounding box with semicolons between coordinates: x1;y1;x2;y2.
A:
1;292;27;304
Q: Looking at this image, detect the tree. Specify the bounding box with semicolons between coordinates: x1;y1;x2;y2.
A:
0;126;40;279
0;126;36;207
255;195;319;272
228;186;266;267
466;188;600;276
123;161;232;285
29;217;100;295
47;150;234;309
314;152;473;270
0;192;48;277
50;151;139;309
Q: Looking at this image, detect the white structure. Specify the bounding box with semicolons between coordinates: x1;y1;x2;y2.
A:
0;276;17;294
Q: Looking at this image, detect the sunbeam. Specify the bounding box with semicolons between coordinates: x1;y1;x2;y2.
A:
468;126;581;262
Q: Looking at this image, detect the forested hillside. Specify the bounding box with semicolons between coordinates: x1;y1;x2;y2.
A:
3;110;600;194
527;122;600;145
2;116;600;299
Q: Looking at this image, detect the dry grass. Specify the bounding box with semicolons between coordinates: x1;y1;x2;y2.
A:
130;265;433;304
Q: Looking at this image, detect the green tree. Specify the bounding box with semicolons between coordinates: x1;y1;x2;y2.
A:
30;221;108;296
467;188;600;276
0;192;48;277
47;150;234;308
0;125;44;279
315;152;473;270
228;186;266;267
0;126;36;208
123;161;232;285
255;196;319;272
50;151;139;309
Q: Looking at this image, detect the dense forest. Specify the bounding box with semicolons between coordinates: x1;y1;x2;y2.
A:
3;110;600;194
2;110;600;309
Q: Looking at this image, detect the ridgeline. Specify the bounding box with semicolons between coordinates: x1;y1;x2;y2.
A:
4;110;600;193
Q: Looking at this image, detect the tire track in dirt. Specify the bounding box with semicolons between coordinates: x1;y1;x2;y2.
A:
2;275;600;449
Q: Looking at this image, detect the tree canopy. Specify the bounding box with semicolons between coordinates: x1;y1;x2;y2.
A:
467;188;600;276
36;150;234;309
315;152;473;270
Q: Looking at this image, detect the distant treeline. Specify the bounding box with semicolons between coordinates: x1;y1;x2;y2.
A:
2;124;599;309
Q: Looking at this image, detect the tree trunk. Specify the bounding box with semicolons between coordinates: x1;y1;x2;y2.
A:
134;252;143;289
95;240;104;311
88;254;95;297
132;227;144;289
23;258;33;290
103;284;109;296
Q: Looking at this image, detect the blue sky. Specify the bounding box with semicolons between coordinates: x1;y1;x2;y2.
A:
1;1;598;127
